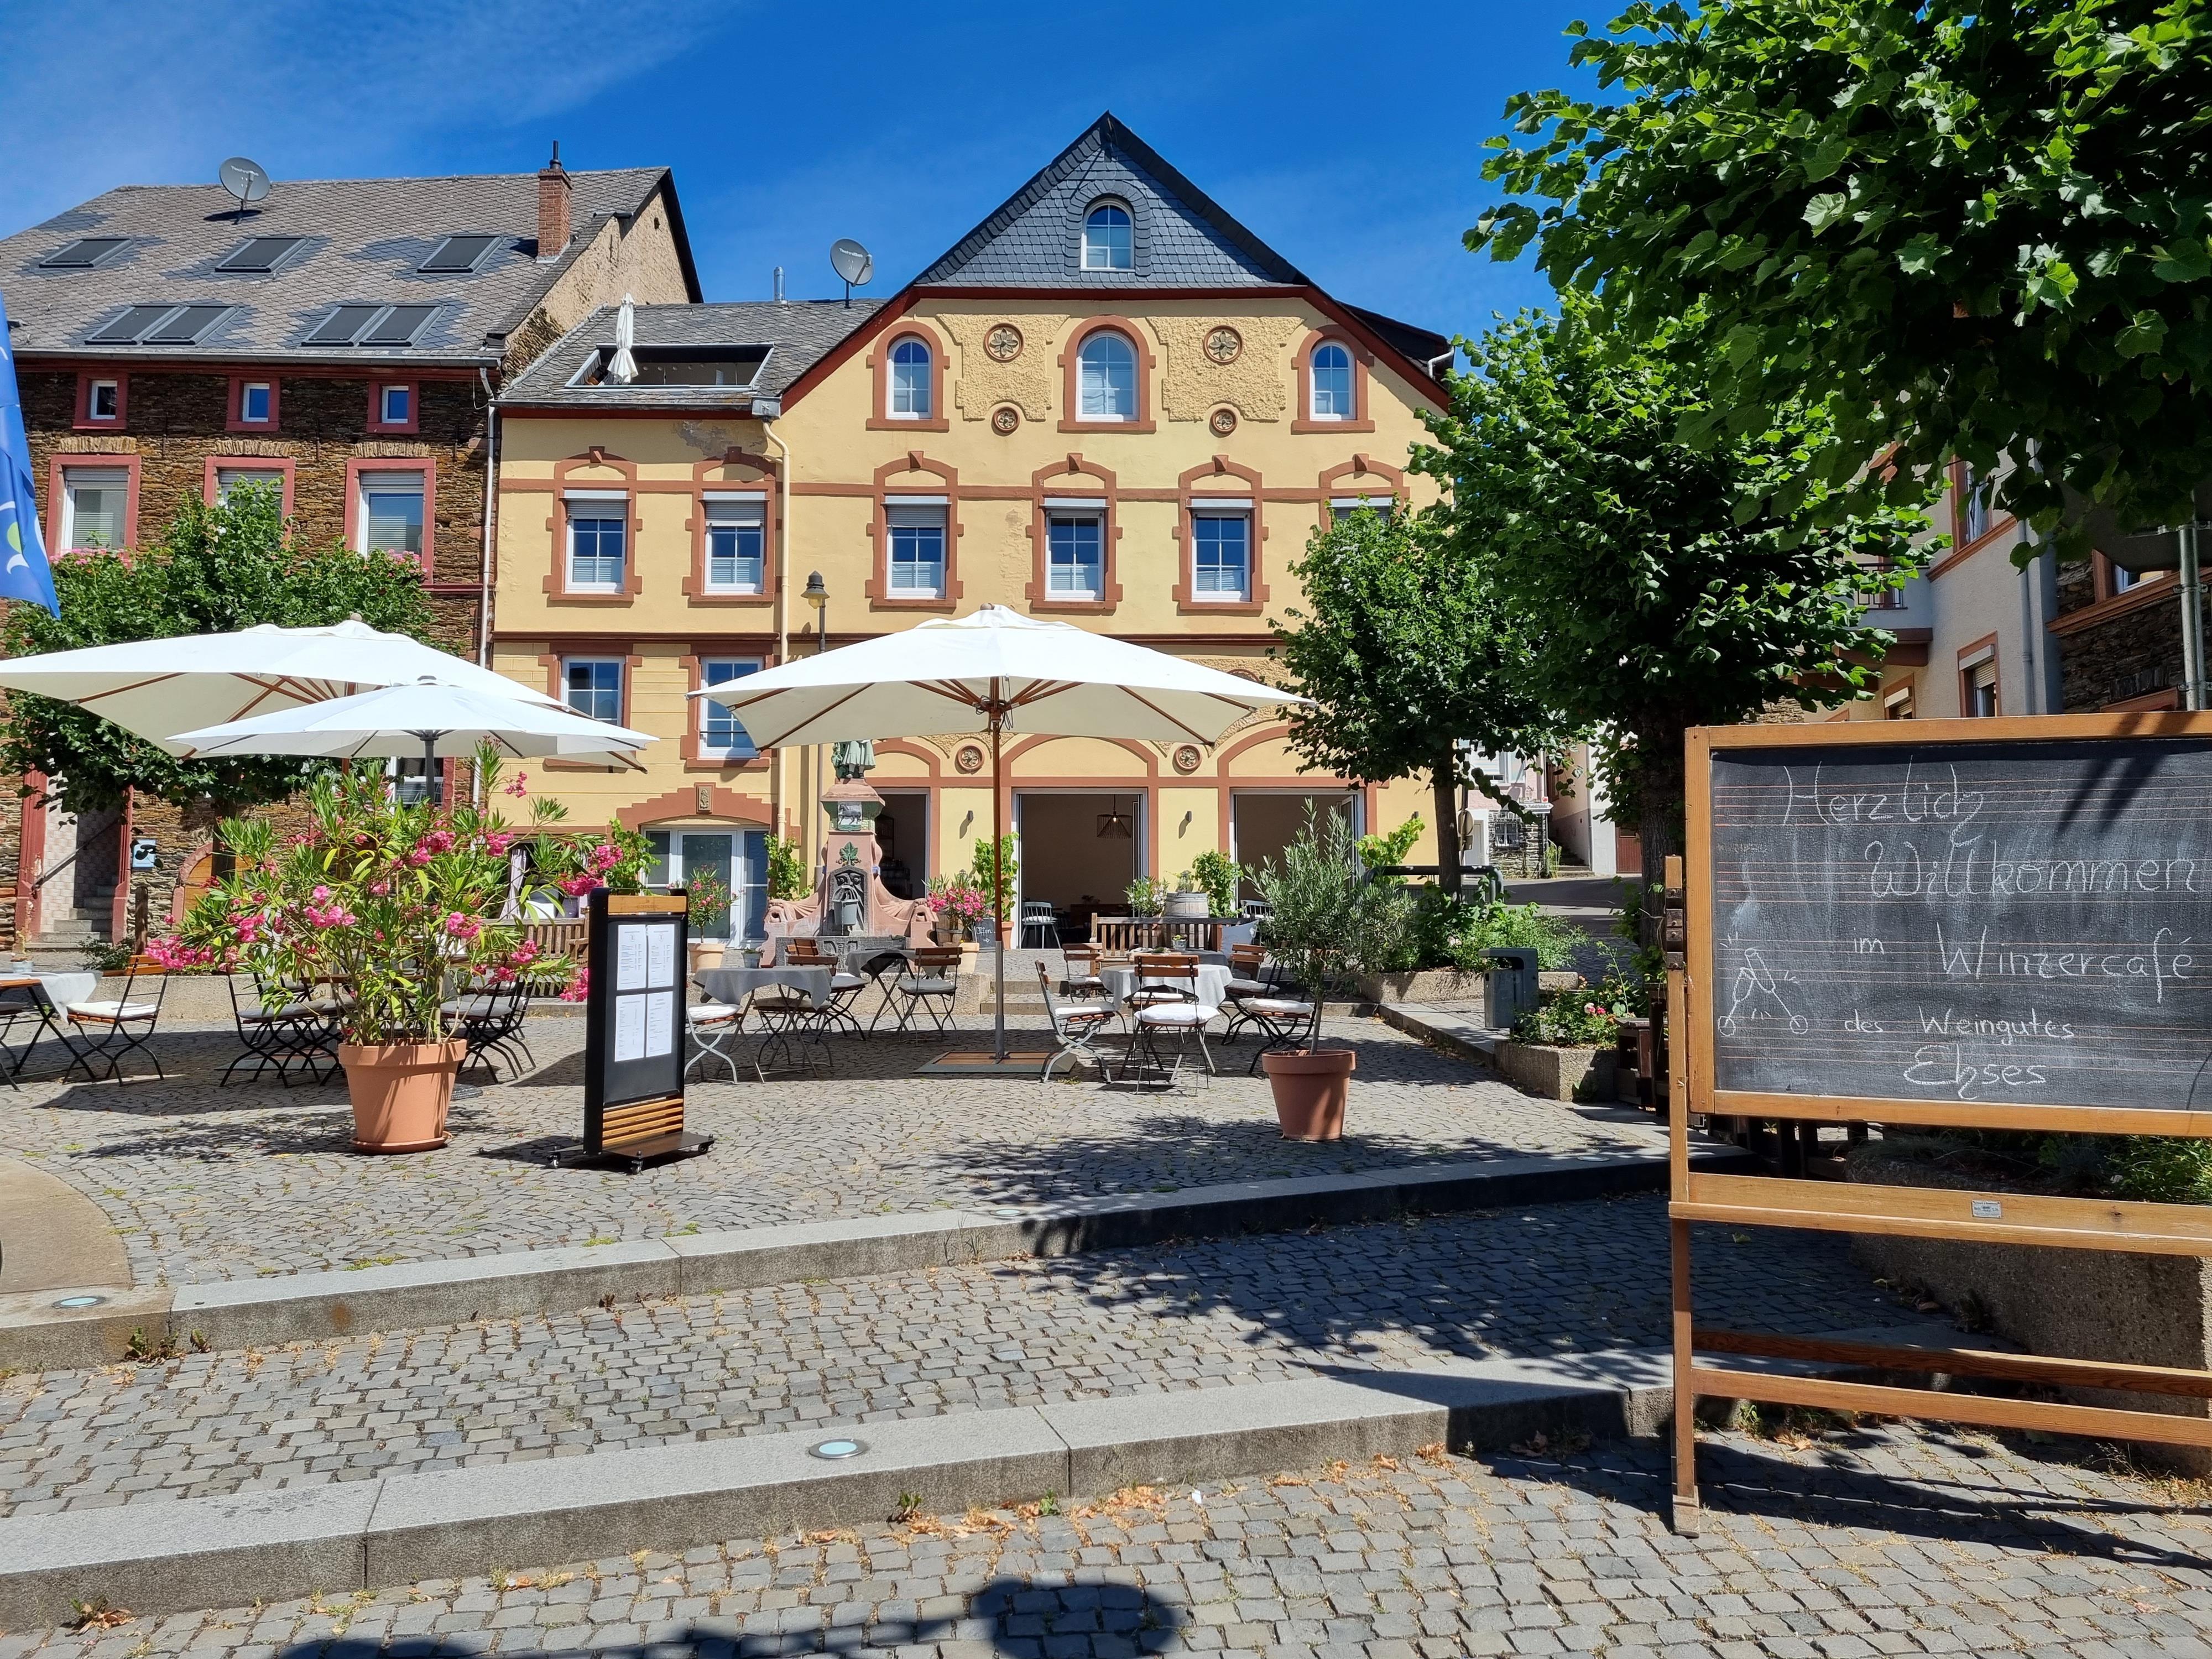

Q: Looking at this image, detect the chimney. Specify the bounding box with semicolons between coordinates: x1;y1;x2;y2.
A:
537;142;571;261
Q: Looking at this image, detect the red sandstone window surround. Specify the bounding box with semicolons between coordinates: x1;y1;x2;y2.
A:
366;379;419;435
73;373;126;431
226;375;280;432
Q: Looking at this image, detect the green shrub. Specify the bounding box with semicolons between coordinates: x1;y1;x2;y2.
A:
1188;849;1243;917
2107;1138;2212;1205
1510;974;1639;1047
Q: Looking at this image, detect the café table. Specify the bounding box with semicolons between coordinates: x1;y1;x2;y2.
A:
694;964;835;1078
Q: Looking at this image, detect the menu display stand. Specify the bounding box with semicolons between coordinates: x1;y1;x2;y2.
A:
556;889;713;1172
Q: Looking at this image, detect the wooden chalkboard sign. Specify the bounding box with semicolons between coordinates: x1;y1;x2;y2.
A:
1670;714;2212;1535
567;889;713;1172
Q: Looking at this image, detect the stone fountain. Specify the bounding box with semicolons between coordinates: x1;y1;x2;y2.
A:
761;739;934;963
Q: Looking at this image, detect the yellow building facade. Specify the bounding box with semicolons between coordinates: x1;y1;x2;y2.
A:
491;117;1449;937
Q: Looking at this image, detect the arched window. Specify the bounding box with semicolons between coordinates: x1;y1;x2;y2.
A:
1310;342;1354;420
888;337;932;419
1082;204;1133;271
1076;330;1137;421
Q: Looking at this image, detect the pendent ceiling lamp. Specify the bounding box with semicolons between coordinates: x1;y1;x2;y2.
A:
1096;794;1133;839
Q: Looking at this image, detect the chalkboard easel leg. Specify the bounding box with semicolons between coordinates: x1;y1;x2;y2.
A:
1671;1215;1701;1534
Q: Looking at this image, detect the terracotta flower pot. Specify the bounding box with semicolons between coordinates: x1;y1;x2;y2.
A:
338;1039;466;1154
690;941;727;972
1260;1047;1357;1141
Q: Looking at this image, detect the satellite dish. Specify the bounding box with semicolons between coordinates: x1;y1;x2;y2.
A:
830;238;873;306
218;156;271;223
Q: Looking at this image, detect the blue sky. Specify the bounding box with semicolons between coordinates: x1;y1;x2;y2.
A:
2;1;1600;341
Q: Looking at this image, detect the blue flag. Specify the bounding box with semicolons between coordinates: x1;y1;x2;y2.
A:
0;288;59;617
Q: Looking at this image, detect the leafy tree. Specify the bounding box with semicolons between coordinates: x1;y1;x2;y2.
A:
1473;1;2212;544
1412;302;1927;869
0;483;434;813
1272;507;1572;892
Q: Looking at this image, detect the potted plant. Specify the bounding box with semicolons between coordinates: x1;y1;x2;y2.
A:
1188;849;1244;920
927;872;990;954
171;751;580;1152
1164;870;1210;920
1250;807;1368;1140
972;834;1016;947
1124;875;1164;919
684;865;733;971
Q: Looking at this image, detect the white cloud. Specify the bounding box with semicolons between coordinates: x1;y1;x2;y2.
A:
0;0;734;234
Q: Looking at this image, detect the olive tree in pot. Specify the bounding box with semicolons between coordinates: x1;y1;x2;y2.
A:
1250;806;1369;1140
172;753;580;1152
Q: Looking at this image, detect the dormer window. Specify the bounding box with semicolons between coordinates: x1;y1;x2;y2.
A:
1082;204;1133;271
888;337;932;419
1310;343;1354;420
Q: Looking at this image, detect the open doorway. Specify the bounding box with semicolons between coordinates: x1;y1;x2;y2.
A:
1229;791;1361;894
1015;791;1141;942
644;827;769;942
872;790;928;899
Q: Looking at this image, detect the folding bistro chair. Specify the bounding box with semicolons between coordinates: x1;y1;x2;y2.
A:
1036;961;1118;1089
65;956;170;1081
1060;943;1108;1000
685;997;743;1083
746;982;833;1079
1221;942;1277;1041
1124;951;1216;1087
451;978;535;1082
222;974;330;1087
870;945;963;1036
784;937;868;1037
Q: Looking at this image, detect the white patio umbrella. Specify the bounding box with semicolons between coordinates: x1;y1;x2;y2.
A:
693;604;1310;1062
0;618;566;755
606;293;638;384
173;676;654;778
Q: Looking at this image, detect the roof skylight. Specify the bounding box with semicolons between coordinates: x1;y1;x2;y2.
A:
304;302;437;347
215;236;304;273
419;234;499;274
39;238;129;270
84;302;229;345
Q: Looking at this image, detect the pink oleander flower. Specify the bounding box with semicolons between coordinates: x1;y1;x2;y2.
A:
368;879;390;896
444;911;482;941
586;842;620;875
503;773;530;799
483;832;513;856
511;939;540;964
557;874;599;898
417;830;455;857
559;966;589;1003
311;885;332;901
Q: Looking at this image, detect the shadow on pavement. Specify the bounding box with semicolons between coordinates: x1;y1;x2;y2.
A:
275;1574;1187;1657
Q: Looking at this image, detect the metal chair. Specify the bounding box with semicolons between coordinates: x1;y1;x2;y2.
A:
1237;993;1319;1074
1019;901;1061;949
1124;952;1215;1087
65;956;170;1082
785;937;868;1037
451;978;535;1081
222;975;330;1087
1222;942;1277;1041
870;945;963;1036
1060;943;1108;1000
1036;962;1118;1089
685;998;743;1083
745;985;833;1078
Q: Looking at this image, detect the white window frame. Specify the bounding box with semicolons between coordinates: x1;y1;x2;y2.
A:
562;658;624;724
216;467;285;507
1310;343;1354;421
1959;463;1994;544
378;383;412;426
1045;506;1105;601
1082;204;1133;270
564;490;629;592
1329;495;1394;521
702;492;766;594
357;470;426;556
699;658;763;759
59;467;128;550
85;379;120;423
888;337;932;420
885;500;948;599
1190;506;1253;603
238;382;273;425
1077;331;1136;422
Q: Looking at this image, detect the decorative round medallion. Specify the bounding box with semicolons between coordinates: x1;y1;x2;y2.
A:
1208;407;1238;437
984;324;1024;363
954;743;986;775
1203;326;1243;364
991;406;1020;435
1172;744;1203;775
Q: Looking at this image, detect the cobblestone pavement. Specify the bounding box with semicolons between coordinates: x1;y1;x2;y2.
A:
0;1013;1665;1287
12;1422;2210;1656
0;1198;1909;1518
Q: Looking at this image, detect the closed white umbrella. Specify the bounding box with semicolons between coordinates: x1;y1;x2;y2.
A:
0;618;566;755
606;294;638;384
695;605;1308;1061
174;676;654;778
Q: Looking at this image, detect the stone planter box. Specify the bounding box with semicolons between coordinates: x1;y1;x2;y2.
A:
1848;1151;2212;1471
1357;968;1489;1006
1538;971;1583;993
1495;1042;1614;1102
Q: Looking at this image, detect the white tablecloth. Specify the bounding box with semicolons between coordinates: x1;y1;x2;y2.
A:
1100;963;1232;1015
0;970;97;1013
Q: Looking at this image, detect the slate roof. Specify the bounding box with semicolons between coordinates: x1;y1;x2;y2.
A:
0;168;697;365
916;113;1307;290
500;300;881;410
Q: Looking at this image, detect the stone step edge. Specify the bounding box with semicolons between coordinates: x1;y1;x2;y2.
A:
4;1144;1752;1371
0;1324;1958;1631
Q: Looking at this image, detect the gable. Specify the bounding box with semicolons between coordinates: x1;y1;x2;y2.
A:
916;114;1305;291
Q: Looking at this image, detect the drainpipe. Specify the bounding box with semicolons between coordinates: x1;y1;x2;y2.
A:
475;367;499;808
761;414;794;842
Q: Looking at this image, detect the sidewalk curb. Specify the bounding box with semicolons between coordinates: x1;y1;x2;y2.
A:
0;1145;1752;1370
0;1324;1953;1630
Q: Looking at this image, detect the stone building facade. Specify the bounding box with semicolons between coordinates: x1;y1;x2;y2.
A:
0;153;699;945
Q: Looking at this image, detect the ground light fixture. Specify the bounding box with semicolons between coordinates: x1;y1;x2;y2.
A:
53;1295;107;1308
808;1437;868;1460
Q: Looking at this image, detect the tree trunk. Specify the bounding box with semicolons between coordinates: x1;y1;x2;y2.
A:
1431;754;1462;894
1635;717;1690;883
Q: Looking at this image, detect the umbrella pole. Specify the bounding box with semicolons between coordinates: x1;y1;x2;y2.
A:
992;709;1006;1063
